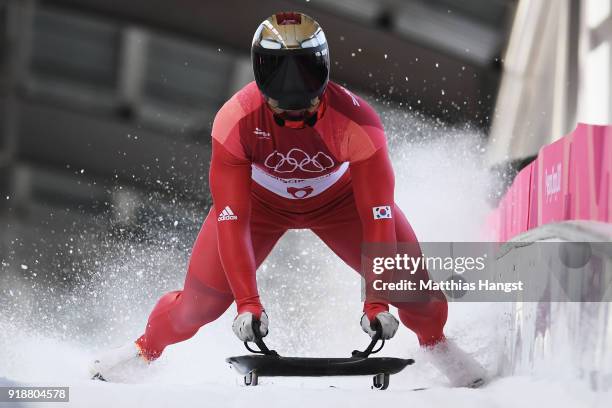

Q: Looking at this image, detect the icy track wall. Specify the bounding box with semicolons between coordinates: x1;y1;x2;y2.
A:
486;123;612;390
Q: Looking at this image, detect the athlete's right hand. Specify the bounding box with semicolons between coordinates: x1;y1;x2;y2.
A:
232;311;269;342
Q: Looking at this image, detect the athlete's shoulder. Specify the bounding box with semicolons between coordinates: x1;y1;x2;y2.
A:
212;81;263;144
326;82;387;163
326;81;383;130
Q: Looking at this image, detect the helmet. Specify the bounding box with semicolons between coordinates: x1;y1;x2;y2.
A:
251;12;330;112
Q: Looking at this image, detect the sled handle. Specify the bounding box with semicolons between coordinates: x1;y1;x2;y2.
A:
351;322;385;358
243;319;279;357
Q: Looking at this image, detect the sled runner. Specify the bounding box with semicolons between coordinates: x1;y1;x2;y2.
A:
226;322;414;390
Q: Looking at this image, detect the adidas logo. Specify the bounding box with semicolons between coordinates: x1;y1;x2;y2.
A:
218;206;238;222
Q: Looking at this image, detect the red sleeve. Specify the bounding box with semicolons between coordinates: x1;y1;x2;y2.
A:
350;147;396;243
347;101;395;244
348;108;396;319
209;140;263;317
210;95;263;317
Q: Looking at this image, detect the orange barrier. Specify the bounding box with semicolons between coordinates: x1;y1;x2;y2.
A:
487;123;612;241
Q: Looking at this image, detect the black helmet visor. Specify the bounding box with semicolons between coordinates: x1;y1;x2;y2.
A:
252;44;330;111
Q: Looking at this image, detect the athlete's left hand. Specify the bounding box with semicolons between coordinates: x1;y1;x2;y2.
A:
361;311;399;340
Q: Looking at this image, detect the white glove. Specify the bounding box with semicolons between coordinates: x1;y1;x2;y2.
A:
361;311;399;340
232;311;269;342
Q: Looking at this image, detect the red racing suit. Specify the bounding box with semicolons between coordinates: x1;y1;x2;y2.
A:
136;82;447;360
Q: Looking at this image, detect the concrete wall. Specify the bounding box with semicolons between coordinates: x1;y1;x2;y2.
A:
493;221;612;390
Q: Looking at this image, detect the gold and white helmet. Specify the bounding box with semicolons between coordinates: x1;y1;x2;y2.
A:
252;12;330;111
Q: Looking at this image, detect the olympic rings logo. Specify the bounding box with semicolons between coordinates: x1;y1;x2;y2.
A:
264;149;335;173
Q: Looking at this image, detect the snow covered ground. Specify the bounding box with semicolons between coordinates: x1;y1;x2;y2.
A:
1;302;608;408
1;114;609;407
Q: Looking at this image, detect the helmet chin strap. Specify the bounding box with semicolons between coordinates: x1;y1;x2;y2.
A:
273;112;318;128
270;97;326;129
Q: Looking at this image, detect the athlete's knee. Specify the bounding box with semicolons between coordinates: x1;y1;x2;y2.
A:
147;285;230;332
172;279;233;329
138;285;233;360
147;290;182;322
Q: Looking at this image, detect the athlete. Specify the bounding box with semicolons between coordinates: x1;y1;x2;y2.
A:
90;12;485;387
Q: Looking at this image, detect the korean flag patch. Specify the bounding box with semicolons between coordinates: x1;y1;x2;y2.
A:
372;206;392;220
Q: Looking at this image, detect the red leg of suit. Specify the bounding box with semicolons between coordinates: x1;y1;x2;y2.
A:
136;191;445;360
136;203;286;360
312;196;448;347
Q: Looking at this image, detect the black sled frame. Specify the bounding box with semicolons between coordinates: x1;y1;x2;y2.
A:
226;322;414;390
